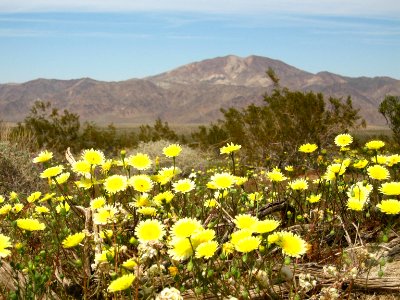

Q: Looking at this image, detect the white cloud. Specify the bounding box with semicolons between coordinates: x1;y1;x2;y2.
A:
1;0;399;17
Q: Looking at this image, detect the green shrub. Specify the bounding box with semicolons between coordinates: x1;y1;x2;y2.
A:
193;84;365;166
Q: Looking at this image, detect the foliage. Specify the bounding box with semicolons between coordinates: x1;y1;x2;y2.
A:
193;85;365;166
12;102;183;155
80;122;137;155
0;134;399;299
191;123;229;150
138;118;184;143
13;101;80;152
379;95;400;144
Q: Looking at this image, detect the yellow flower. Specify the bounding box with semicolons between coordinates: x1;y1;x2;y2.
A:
0;204;12;215
0;195;4;203
347;181;372;203
90;197;106;210
55;195;72;202
279;232;307;257
289;178;308;190
168;237;193;261
168;266;179;276
0;234;12;258
353;159;368;169
154;167;181;184
266;167;287;182
132;193;151;207
54;172;69;185
191;229;216;247
379;182;400;196
101;159;113;174
377;199;400;215
234;176;248;186
129;175;153;193
127;153;152;170
56;202;70;214
10;191;18;200
82;149;105;165
347;198;365;211
386;154;400;167
220;142;241;155
62;232;86;248
12;203;24;213
327;163;346;175
104;175;128;194
230;229;252;245
108;273;135;293
75;178;95;189
195;241;218;259
72;160;91;175
172;178;195;194
334;134;353;147
267;232;280;244
234;236;261;253
298;143;318;153
27;191;41;203
208;172;236;189
371;155;388;165
367;165;390;181
285;165;294;172
163;144;182;158
153;191;174;205
365;140;385;150
95;247;115;264
35;206;50;214
251;219;280;234
16;218;45;231
206;181;218;189
33;150;53;163
122;258;137;271
234;214;258;230
135;219;165;243
99;229;113;239
40;165;63;179
306;194;322;203
170;218;202;238
204;199;217;208
137;207;157;216
222;242;235;256
248;192;264;202
93;205;118;225
40;193;56;202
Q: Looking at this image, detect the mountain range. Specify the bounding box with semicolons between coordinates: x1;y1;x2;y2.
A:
1;55;399;126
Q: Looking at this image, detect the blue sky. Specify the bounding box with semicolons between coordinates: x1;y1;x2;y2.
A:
1;0;400;83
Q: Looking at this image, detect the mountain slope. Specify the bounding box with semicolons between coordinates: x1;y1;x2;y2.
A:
1;55;399;125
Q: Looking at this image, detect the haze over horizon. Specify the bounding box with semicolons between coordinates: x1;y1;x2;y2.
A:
1;0;400;83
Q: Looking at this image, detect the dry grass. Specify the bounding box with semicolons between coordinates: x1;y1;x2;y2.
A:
0;141;44;196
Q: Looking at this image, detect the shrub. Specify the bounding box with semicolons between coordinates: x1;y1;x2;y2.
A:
0;142;44;196
193;84;365;166
379;95;400;144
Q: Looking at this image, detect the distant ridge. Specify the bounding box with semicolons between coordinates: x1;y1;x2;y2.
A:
1;55;399;125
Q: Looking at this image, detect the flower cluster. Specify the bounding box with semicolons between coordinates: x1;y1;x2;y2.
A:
1;133;399;299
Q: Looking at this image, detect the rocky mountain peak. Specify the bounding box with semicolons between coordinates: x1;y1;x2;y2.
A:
1;55;399;126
